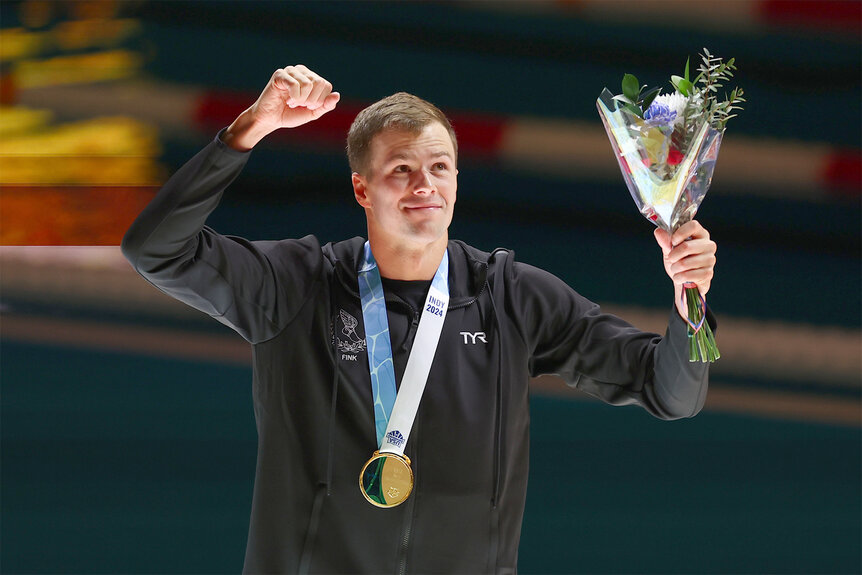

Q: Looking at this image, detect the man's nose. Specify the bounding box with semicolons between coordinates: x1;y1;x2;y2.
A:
412;169;436;194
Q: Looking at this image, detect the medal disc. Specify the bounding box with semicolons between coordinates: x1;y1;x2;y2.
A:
359;451;414;508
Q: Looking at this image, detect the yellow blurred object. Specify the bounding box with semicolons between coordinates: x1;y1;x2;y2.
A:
1;19;142;63
0;28;51;62
0;116;164;185
0;106;54;137
13;50;142;88
0;157;164;185
0;3;162;244
0;116;161;156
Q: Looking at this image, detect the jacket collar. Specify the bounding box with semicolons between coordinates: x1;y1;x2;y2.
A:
327;237;490;308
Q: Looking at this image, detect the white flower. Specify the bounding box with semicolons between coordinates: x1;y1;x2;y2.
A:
652;92;690;126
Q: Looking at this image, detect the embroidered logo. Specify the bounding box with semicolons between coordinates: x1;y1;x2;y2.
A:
337;309;366;357
460;331;487;344
385;430;405;448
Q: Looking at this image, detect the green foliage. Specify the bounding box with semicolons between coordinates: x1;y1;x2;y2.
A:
686;48;746;131
622;73;640;100
670;57;694;97
613;73;660;118
612;49;744;132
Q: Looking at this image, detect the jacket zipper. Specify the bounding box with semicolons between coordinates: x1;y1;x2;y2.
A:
396;310;421;575
449;280;486;311
397;495;416;575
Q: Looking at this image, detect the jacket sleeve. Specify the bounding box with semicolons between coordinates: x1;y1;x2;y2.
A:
121;132;324;344
506;259;709;420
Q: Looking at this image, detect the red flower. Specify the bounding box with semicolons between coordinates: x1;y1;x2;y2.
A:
667;147;684;165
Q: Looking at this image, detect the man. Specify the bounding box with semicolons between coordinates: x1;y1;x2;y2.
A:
122;65;715;574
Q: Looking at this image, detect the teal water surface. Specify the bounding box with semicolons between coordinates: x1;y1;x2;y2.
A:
3;340;859;573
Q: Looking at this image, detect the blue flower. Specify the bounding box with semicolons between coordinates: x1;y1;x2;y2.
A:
644;102;677;126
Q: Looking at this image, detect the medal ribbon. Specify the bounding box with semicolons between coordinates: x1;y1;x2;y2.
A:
357;241;449;455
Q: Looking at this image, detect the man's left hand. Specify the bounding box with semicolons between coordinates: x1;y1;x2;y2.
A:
653;220;717;319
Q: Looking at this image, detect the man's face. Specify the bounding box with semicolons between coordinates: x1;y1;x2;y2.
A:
352;122;457;249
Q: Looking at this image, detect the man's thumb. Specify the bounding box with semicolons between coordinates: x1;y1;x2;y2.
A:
654;228;671;257
312;92;341;118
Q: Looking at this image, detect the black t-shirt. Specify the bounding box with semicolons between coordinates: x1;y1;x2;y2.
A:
381;277;431;312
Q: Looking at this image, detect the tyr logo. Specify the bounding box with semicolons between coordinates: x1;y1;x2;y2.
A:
460;331;487;344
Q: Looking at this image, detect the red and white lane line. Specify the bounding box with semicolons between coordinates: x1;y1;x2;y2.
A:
195;88;862;200
17;80;861;199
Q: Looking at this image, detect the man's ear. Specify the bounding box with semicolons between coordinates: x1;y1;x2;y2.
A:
352;172;371;208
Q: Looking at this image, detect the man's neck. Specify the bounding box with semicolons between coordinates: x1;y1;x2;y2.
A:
368;234;448;281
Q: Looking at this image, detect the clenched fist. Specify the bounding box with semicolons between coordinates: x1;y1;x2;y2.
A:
224;65;340;151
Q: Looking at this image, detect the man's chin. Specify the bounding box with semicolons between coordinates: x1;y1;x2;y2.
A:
401;225;448;247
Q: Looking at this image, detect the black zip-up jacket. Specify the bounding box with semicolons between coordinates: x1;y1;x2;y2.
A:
121;133;710;574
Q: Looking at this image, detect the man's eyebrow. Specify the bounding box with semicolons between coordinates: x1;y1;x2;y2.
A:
385;152;411;162
383;150;452;162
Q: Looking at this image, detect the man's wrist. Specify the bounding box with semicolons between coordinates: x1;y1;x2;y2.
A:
223;107;272;152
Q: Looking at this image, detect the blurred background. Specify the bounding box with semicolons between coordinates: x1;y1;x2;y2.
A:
1;0;859;573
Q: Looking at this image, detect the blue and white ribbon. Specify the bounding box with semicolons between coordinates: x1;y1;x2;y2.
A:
357;241;449;456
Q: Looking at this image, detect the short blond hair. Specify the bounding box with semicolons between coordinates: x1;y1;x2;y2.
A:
347;92;458;175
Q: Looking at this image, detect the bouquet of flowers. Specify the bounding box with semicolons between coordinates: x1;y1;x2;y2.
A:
597;48;744;362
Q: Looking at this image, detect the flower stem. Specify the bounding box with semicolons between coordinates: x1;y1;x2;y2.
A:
683;285;720;362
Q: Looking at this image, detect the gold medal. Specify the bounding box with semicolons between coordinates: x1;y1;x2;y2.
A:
359;451;414;508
